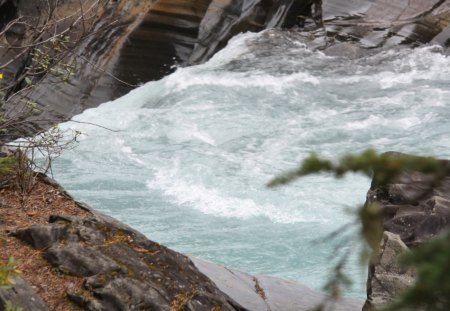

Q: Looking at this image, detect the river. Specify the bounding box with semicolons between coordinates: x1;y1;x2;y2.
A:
53;29;450;298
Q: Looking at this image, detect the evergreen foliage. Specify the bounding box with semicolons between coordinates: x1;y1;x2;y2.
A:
384;233;450;311
269;149;450;311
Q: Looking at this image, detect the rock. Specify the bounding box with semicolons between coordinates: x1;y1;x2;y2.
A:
0;276;49;311
0;0;309;138
1;1;450;138
323;0;450;50
191;256;364;311
187;0;317;65
88;277;170;311
367;154;450;246
44;243;123;277
0;0;153;137
363;152;450;310
14;208;248;311
363;232;415;311
12;224;70;249
11;196;365;311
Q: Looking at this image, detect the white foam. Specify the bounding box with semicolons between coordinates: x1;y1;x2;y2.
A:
164;69;319;94
345;115;421;130
145;164;308;224
205;32;258;66
51;36;450;299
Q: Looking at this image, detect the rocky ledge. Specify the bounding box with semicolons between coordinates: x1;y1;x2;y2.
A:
363;154;450;310
1;157;449;310
0;174;363;311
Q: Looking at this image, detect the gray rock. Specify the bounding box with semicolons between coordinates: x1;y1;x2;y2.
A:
363;153;450;310
13;193;365;311
0;276;49;311
12;224;70;249
191;257;364;311
91;277;170;311
44;243;123;277
366;154;450;246
363;232;415;311
15;209;248;311
190;257;271;311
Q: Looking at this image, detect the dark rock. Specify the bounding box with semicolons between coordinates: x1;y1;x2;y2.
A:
91;277;170;311
363;153;450;309
187;0;317;65
370;160;450;246
12;224;70;249
14;207;249;311
44;243;123;277
323;0;450;51
0;276;49;311
12;194;365;311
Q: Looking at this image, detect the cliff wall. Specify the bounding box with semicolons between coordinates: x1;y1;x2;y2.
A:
1;0;449;136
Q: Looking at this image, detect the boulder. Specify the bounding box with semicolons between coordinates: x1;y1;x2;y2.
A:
191;256;364;311
366;155;450;246
0;276;49;311
363;153;450;310
363;231;415;311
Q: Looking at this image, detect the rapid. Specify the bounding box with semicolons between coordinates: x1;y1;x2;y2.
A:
53;30;450;298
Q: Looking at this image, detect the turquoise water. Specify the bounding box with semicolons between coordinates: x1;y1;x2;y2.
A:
53;30;450;298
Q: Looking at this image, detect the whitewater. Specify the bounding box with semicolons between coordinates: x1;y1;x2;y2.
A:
53;29;450;298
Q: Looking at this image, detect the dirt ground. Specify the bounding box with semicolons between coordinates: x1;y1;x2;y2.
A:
0;176;91;310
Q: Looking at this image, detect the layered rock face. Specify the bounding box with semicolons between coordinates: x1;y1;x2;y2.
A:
363;155;450;310
0;0;154;137
2;0;450;136
0;0;310;136
323;0;450;50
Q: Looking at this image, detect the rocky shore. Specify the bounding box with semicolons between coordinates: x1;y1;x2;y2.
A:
0;174;363;311
363;155;450;310
1;155;450;310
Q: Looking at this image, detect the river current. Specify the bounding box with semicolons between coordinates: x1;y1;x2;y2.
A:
53;30;450;298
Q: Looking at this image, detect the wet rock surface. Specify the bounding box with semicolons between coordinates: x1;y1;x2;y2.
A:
0;0;153;137
2;0;449;137
297;0;450;53
192;257;364;311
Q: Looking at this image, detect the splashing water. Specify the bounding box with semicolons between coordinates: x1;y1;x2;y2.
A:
53;30;450;298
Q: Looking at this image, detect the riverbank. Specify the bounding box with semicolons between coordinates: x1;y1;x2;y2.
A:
0;173;363;311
